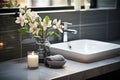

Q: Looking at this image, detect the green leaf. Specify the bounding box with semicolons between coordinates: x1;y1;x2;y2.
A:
45;16;50;23
18;28;26;35
38;29;43;35
50;32;59;37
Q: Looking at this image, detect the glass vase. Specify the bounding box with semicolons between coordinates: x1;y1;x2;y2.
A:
35;37;50;63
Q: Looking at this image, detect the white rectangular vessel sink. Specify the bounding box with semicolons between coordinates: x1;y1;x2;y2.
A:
50;39;120;63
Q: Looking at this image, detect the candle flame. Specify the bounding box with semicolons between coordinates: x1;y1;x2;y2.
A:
0;42;4;47
31;51;35;55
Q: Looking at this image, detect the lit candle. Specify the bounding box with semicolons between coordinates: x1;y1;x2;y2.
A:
0;42;4;47
27;51;39;69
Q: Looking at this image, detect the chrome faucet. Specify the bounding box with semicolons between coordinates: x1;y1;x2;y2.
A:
63;22;77;42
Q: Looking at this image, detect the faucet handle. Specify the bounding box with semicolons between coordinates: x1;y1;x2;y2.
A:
63;22;72;25
63;22;72;29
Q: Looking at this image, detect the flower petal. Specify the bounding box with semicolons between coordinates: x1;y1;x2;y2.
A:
53;19;57;24
58;28;63;33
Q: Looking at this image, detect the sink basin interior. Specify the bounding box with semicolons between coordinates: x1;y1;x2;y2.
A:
50;39;120;63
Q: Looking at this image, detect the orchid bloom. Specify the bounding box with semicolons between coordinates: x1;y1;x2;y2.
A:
19;8;25;14
28;11;39;22
19;7;31;14
29;22;39;35
53;19;64;33
41;18;52;31
53;19;57;24
15;13;28;26
16;7;64;39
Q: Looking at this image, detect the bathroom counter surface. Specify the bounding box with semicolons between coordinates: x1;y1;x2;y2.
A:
0;56;120;80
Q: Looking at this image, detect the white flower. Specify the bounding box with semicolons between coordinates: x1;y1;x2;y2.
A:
41;18;52;31
27;12;39;22
15;13;28;26
19;8;25;13
53;20;64;33
53;19;57;24
15;7;64;40
19;8;31;14
26;9;31;14
29;22;39;35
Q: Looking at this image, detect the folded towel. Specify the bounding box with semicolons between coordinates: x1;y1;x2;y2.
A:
45;55;66;68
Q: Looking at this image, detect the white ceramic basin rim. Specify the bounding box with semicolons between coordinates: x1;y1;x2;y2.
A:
50;39;120;63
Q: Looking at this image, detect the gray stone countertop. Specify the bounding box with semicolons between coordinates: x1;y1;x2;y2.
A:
0;56;120;80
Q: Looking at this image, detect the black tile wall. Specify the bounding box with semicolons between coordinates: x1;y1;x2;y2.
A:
0;4;120;61
80;24;107;41
117;0;120;9
0;15;20;31
108;9;120;23
80;10;107;25
97;0;116;8
108;22;120;40
0;15;21;61
0;30;21;61
107;9;120;41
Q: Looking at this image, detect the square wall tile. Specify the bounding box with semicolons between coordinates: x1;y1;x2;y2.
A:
108;9;120;23
80;24;107;41
80;10;107;25
107;22;120;41
0;15;19;31
97;0;116;8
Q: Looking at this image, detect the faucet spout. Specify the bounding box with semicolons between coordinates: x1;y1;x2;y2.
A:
62;22;77;42
64;29;77;34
